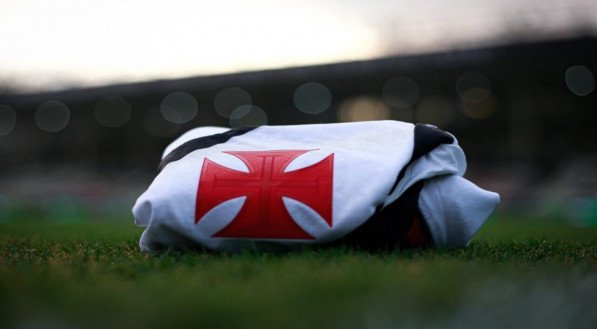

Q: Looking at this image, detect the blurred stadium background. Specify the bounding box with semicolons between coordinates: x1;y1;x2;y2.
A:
0;0;596;224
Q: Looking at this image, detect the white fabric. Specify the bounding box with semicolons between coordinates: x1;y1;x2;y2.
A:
418;175;500;248
133;121;499;251
382;133;466;208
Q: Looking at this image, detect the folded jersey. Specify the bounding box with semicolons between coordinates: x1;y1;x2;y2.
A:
133;120;499;252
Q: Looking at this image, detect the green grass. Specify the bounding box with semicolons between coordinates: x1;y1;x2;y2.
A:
0;215;596;329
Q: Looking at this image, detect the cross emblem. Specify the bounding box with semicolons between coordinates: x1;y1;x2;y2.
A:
195;150;334;239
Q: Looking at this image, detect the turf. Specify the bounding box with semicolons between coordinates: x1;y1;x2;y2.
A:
0;215;596;329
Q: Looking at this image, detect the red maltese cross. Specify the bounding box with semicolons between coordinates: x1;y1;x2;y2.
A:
195;150;334;239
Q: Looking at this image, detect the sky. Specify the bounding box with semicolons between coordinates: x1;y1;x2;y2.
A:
0;0;595;92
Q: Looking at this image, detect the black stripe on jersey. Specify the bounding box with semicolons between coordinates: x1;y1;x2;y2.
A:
412;124;454;159
158;127;255;173
387;124;454;194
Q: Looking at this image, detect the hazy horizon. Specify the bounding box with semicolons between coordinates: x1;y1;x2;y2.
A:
1;0;595;93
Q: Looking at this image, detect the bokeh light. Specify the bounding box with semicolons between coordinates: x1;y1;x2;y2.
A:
35;100;70;132
415;96;453;127
565;65;595;96
229;105;268;128
214;87;252;118
382;77;420;108
94;96;132;128
459;97;495;119
160;92;198;124
0;104;17;136
338;96;390;122
293;82;332;114
144;107;180;137
392;107;415;122
456;72;492;103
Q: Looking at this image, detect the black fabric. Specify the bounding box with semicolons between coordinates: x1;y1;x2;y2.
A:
336;124;454;251
158;127;255;173
333;181;424;251
412;124;454;160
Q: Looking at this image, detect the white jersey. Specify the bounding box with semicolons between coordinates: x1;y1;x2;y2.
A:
133;121;499;252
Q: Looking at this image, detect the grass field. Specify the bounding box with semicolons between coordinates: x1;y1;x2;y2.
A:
1;214;596;329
